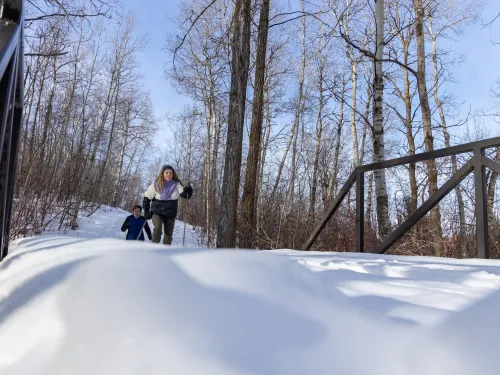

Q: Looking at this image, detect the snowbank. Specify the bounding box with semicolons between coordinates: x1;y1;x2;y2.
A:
1;236;500;374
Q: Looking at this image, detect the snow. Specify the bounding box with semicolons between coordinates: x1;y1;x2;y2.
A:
1;206;500;374
41;205;199;247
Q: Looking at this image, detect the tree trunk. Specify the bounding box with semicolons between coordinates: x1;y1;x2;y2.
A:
204;51;220;246
402;41;418;214
216;0;252;248
350;59;359;167
289;0;307;208
329;78;345;201
257;84;271;234
112;101;131;207
96;58;122;200
487;147;500;227
414;0;443;253
360;77;371;165
373;0;390;240
240;0;270;249
272;125;294;198
429;18;465;248
311;56;325;217
70;38;102;231
39;57;57;167
88;69;117;175
201;57;214;246
366;171;374;228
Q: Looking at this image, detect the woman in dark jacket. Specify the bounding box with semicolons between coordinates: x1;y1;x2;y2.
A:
142;165;192;245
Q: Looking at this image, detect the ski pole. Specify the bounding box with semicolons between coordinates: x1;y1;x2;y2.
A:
137;219;147;240
182;188;191;246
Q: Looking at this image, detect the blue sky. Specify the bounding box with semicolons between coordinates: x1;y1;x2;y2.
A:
446;0;500;138
121;0;499;150
120;0;187;149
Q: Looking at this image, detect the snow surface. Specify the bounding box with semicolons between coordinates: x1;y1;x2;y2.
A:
1;206;500;374
41;205;200;247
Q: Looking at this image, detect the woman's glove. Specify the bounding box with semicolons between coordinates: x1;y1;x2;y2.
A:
181;183;193;199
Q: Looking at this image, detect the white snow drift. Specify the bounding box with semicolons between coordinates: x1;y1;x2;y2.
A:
0;206;499;374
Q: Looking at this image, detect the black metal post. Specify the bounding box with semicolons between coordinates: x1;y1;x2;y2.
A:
482;155;500;175
355;171;364;253
0;46;15;160
2;52;20;260
0;0;23;261
360;136;500;172
474;148;489;259
3;107;20;258
303;138;500;255
0;51;16;262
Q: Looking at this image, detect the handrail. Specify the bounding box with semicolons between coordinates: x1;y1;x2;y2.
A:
0;0;24;261
302;136;500;259
0;23;20;79
359;136;500;172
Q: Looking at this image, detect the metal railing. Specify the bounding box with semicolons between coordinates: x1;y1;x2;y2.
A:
302;137;500;258
0;0;23;261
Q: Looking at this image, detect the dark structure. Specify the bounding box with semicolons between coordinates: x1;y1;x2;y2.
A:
0;0;24;261
302;137;500;258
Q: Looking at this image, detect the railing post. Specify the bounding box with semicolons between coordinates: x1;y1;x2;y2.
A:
356;170;364;252
474;147;489;259
0;1;23;261
305;137;500;255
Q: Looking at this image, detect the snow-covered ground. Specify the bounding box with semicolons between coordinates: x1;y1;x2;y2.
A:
1;206;500;374
40;205;200;247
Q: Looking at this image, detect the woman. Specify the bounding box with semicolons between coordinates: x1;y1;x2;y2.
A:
142;165;193;245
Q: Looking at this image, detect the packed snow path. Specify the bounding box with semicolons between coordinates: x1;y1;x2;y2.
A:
0;206;500;374
40;205;199;247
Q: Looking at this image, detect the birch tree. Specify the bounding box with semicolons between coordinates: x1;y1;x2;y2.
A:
373;0;391;240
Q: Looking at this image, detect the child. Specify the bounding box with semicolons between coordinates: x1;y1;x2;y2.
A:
121;205;152;241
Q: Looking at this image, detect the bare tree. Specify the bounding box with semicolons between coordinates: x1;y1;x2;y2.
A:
413;0;443;253
241;0;271;248
373;0;391;240
216;0;252;248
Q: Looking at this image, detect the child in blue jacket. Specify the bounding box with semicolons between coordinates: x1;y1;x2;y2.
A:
121;205;152;241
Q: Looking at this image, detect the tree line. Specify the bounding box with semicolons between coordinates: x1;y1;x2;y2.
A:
11;0;158;237
165;0;500;257
12;0;500;258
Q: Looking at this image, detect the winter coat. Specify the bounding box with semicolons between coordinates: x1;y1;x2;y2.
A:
121;215;152;241
142;180;185;218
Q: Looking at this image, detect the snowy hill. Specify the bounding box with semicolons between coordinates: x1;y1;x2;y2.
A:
1;206;500;374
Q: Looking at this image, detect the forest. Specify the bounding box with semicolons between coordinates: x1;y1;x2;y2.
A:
14;0;500;257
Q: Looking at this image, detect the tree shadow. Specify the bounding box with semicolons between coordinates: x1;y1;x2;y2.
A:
0;257;95;326
14;251;328;375
347;295;446;327
1;238;93;271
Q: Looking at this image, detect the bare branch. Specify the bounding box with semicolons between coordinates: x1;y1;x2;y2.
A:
269;10;334;29
25;51;69;57
339;29;419;77
26;11;109;22
481;11;500;29
172;0;219;69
